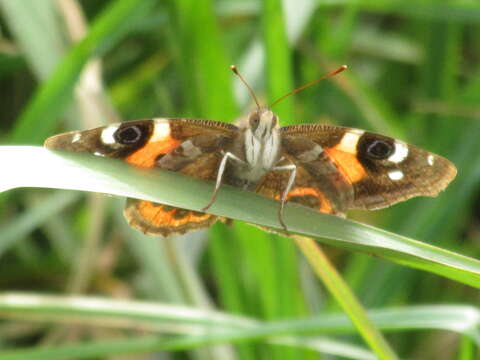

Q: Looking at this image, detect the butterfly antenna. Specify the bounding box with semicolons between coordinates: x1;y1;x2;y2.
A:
230;65;261;109
269;65;348;108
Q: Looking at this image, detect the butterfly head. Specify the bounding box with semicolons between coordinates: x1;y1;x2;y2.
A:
246;108;279;141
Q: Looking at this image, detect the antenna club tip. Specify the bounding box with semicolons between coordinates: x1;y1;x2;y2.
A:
230;65;238;74
341;64;348;70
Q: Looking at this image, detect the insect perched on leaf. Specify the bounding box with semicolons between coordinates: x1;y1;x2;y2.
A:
45;65;456;236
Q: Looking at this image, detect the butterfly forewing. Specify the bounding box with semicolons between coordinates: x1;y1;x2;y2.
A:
281;124;457;210
45;118;238;236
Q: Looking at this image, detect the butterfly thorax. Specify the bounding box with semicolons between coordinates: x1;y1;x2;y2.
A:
231;109;281;186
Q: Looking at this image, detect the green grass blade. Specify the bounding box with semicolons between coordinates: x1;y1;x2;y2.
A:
457;336;476;360
9;0;157;144
0;293;478;339
262;0;294;122
169;0;237;121
0;191;79;257
270;337;376;360
0;336;378;360
1;146;479;288
295;237;399;360
0;0;65;80
0;293;478;359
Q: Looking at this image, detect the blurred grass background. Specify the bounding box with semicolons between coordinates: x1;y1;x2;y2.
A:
0;0;479;359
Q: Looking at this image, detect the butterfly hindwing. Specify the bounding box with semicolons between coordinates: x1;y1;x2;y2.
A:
124;199;219;236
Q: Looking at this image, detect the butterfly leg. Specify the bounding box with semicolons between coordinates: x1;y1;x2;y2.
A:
272;163;297;232
202;151;246;212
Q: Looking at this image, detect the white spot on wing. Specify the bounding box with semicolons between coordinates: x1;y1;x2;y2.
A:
427;154;435;166
100;125;119;144
72;133;81;143
388;141;409;164
151;120;171;141
388;170;404;181
336;130;364;153
93;151;105;157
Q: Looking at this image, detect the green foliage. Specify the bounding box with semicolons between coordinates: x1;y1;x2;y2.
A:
0;0;479;359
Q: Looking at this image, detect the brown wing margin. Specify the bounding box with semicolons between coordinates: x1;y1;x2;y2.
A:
167;118;238;140
280;123;348;148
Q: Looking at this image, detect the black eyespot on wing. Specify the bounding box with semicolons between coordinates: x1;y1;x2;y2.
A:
359;136;394;160
114;125;146;145
107;121;153;157
357;134;395;171
366;139;394;159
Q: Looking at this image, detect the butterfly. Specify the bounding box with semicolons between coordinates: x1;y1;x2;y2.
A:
44;66;457;236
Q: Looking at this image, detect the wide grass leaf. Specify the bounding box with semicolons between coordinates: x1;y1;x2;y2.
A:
0;146;479;289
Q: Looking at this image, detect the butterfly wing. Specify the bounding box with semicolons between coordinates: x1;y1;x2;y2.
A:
280;124;457;210
124;200;220;237
256;136;355;216
45;118;238;236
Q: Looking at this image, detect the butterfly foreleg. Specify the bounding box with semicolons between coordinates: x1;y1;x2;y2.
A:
202;151;246;212
272;163;297;232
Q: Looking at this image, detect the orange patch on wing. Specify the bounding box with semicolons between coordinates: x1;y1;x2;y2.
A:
324;147;366;183
125;138;181;167
137;201;210;227
276;187;334;213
